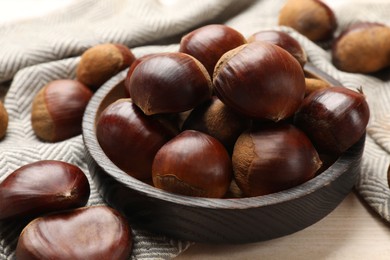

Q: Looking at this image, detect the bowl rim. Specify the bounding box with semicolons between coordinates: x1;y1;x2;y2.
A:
82;64;361;210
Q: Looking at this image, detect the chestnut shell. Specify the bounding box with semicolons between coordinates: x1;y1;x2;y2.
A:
278;0;337;42
0;101;8;139
124;54;158;98
16;206;132;260
332;22;390;73
213;42;305;121
31;79;93;142
179;24;246;76
82;67;366;243
232;123;321;197
0;160;90;220
96;98;175;180
152;130;232;198
182;96;250;152
76;43;136;91
294;86;370;155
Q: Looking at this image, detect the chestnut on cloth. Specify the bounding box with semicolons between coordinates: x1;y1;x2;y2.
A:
0;0;390;259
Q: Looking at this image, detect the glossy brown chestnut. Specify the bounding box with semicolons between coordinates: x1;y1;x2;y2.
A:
387;164;390;189
179;24;246;76
0;101;8;139
247;30;307;66
332;22;390;73
76;43;136;91
128;52;213;115
232;123;321;197
31;79;93;142
316;152;339;175
0;160;90;220
124;54;157;98
96;98;175;180
182;96;250;152
152;130;232;198
16;206;132;260
213;41;305;121
294;86;370;155
278;0;337;42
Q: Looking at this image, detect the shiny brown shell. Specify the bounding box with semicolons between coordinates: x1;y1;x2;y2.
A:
213;42;305;121
0;160;90;220
16;206;132;260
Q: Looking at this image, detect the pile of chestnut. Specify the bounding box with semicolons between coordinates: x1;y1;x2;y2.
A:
279;0;390;74
96;24;370;199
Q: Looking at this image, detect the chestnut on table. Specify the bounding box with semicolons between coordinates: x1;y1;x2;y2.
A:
0;160;90;221
16;206;132;260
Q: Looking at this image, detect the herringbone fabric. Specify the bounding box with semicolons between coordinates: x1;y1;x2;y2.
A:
0;0;242;83
1;0;390;259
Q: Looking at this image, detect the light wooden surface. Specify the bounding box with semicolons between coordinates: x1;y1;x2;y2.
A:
176;191;390;259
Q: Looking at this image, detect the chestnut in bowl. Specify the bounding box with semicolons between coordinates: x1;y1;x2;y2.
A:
82;65;366;244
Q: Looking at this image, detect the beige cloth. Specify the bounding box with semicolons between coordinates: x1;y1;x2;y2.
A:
1;0;390;259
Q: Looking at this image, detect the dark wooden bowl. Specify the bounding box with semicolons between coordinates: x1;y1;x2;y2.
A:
82;64;365;244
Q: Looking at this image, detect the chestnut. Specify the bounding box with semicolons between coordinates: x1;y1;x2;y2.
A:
332;22;390;73
213;41;305;121
388;164;390;189
317;152;339;174
278;0;337;42
294;86;370;155
124;53;157;98
152;130;232;198
247;30;307;66
16;206;132;260
232;123;321;197
182;96;250;152
0;160;90;221
0;100;8;139
128;52;213;115
179;24;246;76
76;43;136;91
304;77;330;96
96;98;176;180
31;79;93;142
224;179;244;198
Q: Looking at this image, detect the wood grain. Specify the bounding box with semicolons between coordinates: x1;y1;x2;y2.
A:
176;191;390;259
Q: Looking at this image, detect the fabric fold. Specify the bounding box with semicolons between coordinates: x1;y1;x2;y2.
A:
1;0;390;259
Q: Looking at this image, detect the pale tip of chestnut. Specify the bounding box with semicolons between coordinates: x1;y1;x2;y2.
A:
76;43;136;91
232;123;321;197
332;22;390;73
31;79;93;142
15;206;132;260
278;0;337;42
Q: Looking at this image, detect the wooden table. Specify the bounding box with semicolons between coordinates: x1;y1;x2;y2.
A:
176;191;390;259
